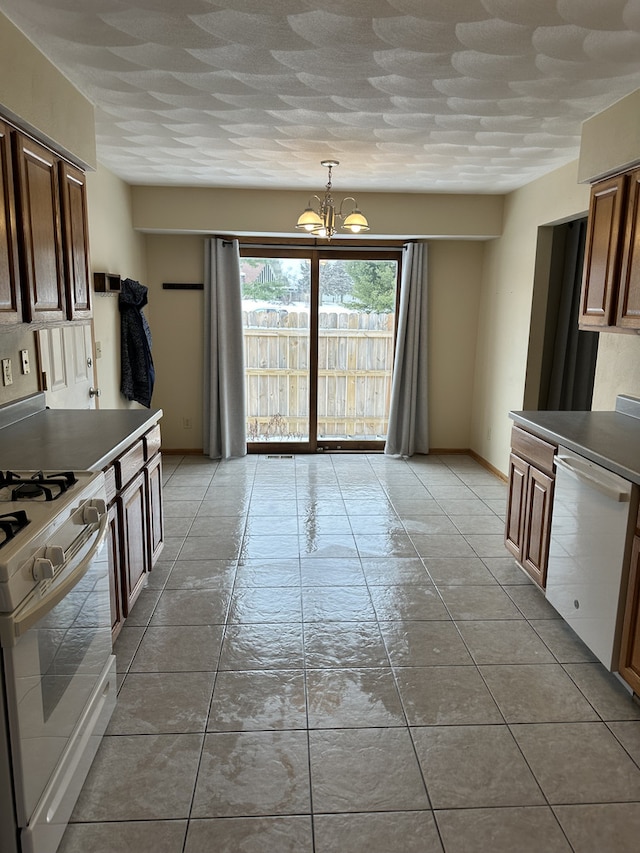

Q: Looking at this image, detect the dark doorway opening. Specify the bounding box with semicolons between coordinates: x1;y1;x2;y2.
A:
538;218;599;411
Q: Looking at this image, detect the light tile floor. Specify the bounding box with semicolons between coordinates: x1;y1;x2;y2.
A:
60;453;640;853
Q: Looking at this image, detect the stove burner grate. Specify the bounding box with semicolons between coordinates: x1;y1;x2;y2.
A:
0;510;29;547
0;470;78;502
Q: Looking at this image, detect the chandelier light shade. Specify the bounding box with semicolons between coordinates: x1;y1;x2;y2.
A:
296;160;370;240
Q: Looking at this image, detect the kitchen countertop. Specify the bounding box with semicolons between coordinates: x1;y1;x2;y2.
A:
0;400;163;471
510;402;640;486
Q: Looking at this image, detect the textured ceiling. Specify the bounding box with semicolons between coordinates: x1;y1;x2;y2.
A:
2;0;640;193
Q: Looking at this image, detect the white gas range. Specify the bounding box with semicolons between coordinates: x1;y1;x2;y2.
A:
0;467;116;853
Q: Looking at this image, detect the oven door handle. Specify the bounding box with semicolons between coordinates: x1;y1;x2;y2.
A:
8;510;109;644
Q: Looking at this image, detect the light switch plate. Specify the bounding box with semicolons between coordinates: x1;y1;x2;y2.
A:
2;358;13;386
20;349;30;374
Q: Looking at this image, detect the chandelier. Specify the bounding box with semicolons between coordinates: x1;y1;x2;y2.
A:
296;160;370;240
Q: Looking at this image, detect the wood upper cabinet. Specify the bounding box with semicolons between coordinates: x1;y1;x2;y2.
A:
616;167;640;329
13;133;66;323
6;127;92;323
504;426;556;588
59;162;92;319
579;174;625;328
580;167;640;332
0;120;22;324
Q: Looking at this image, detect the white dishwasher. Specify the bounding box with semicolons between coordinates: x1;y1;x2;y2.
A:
546;446;638;671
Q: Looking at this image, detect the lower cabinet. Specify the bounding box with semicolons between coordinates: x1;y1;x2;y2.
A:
619;519;640;694
505;426;556;588
107;501;124;643
105;423;164;638
120;470;149;616
145;443;164;566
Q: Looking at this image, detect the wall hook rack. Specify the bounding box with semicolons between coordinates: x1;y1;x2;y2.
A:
93;272;121;293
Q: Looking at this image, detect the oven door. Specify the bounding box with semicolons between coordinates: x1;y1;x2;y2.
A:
0;509;116;853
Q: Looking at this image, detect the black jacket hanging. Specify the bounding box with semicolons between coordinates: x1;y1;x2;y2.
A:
119;278;155;408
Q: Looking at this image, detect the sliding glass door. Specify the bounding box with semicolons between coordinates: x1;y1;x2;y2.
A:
242;254;312;446
240;246;401;452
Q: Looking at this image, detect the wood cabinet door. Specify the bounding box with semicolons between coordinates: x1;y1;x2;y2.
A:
616;167;640;329
522;467;554;588
145;452;164;567
119;471;150;616
505;453;528;560
619;535;640;694
0;121;22;324
579;174;626;329
13;133;65;322
107;501;124;643
59;161;92;319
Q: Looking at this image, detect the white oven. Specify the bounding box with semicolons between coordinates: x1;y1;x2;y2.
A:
0;470;116;853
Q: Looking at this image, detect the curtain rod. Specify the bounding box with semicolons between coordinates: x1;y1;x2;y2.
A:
236;242;408;252
211;234;412;250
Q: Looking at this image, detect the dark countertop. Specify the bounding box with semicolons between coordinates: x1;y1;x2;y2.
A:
0;406;163;471
510;408;640;485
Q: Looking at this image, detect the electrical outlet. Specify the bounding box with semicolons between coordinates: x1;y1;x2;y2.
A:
20;349;30;375
2;358;12;386
183;417;193;429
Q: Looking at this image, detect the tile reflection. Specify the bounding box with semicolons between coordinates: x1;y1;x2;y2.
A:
63;452;640;853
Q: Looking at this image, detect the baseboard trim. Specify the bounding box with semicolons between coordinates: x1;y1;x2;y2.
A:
469;449;508;482
429;447;507;483
160;445;508;481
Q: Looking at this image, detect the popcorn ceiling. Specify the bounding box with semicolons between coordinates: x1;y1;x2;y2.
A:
2;0;640;192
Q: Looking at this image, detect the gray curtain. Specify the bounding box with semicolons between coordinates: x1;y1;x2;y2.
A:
203;237;247;458
384;242;429;457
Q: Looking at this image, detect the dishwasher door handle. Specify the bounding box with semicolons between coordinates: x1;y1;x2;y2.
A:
555;454;630;502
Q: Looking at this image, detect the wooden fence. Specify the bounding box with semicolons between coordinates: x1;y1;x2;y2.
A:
243;309;394;440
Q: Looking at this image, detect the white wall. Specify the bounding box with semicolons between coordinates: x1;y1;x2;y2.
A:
428;241;484;449
132;185;503;240
591;334;640;409
0;326;39;406
0;13;95;167
144;234;205;449
470;160;591;474
579;88;640;183
86;165;148;410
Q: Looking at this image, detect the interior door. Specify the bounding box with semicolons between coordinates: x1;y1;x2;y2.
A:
36;321;97;409
241;246;401;453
